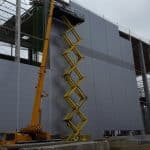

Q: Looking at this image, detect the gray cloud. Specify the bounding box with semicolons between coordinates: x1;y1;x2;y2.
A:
72;0;150;42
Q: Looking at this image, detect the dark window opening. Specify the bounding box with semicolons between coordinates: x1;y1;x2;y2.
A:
6;134;15;141
119;31;130;41
0;133;4;141
0;42;42;67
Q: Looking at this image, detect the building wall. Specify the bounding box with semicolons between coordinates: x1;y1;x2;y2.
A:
0;2;144;139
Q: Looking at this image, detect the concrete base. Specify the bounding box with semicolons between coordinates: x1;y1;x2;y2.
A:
20;141;110;150
3;136;150;150
108;135;150;150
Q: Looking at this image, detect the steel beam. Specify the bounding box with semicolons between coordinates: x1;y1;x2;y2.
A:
139;42;150;103
15;0;21;62
15;0;21;132
139;41;150;134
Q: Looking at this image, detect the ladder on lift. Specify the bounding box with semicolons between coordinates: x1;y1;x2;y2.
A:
62;16;88;141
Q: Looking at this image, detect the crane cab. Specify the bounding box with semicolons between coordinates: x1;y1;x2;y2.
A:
0;132;32;145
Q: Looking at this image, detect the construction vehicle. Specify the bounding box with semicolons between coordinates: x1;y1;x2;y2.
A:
0;0;55;145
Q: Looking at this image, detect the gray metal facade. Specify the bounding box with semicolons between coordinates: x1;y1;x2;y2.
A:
0;2;144;139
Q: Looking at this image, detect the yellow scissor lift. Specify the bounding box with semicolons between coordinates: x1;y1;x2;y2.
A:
62;16;88;141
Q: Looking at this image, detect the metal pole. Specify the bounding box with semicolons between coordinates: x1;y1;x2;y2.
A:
148;45;150;66
129;29;131;42
138;41;150;134
15;0;21;62
11;44;13;56
139;41;150;103
15;0;21;131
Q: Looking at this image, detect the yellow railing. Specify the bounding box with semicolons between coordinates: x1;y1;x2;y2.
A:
62;16;88;141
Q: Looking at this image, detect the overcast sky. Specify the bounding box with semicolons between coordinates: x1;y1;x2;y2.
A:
1;0;150;42
72;0;150;43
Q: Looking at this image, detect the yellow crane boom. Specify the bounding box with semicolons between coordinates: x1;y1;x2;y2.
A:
21;0;55;138
31;0;55;129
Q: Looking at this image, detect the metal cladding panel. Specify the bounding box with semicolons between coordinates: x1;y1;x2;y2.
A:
73;3;108;54
48;70;68;135
70;2;91;49
78;56;99;138
0;2;144;139
89;13;108;54
19;65;37;129
120;38;134;65
0;60;53;132
107;64;143;130
0;60;17;131
91;59;115;137
50;33;67;70
106;22;121;59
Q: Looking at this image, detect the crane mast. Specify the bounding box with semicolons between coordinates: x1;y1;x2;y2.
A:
21;0;55;138
31;0;54;128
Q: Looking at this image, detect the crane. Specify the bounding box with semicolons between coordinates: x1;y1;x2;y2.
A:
0;0;55;145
